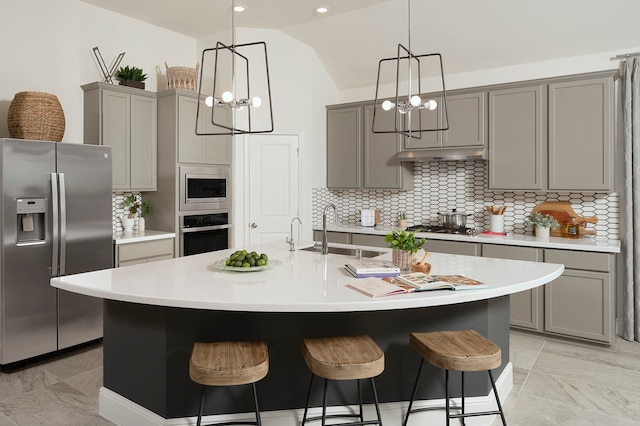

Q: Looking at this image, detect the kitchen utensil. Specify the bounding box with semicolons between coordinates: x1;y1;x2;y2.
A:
411;251;431;274
438;209;470;229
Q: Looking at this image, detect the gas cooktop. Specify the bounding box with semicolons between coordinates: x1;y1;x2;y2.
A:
406;225;477;235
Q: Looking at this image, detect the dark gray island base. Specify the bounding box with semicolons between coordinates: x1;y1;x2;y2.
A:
103;296;510;420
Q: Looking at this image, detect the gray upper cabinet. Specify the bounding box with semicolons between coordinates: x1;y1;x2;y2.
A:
327;103;412;190
488;71;615;192
403;92;486;150
176;93;231;165
488;85;545;191
548;76;613;191
82;82;157;191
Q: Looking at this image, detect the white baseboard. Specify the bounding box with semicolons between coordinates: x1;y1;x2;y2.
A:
100;362;512;426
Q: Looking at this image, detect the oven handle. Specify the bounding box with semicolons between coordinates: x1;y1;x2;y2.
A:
180;224;232;234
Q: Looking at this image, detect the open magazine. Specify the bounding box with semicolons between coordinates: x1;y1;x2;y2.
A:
391;272;488;291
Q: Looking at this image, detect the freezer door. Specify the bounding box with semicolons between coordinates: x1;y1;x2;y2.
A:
56;143;112;349
0;139;58;364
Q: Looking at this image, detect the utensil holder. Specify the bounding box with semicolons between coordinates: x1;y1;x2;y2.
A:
489;215;504;233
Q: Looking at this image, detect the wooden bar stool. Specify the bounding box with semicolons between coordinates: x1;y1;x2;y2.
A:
189;341;269;426
403;330;507;426
301;335;384;426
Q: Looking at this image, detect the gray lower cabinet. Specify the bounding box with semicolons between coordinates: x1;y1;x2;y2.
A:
544;249;614;343
482;244;544;331
424;239;480;256
488;71;615;192
351;233;386;248
404;91;487;149
326;103;412;190
115;238;175;267
82;82;157;191
312;231;351;244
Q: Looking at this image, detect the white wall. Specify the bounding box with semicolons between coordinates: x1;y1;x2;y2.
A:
0;0;196;144
197;28;339;244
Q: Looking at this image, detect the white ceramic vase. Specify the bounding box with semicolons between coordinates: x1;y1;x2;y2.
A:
535;226;550;238
122;216;135;233
138;217;146;232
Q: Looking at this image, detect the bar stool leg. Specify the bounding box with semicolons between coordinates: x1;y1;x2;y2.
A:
321;378;329;426
197;385;206;426
252;382;262;426
370;377;383;426
488;370;507;426
445;369;450;426
402;358;424;426
357;379;364;422
301;373;315;425
461;371;466;424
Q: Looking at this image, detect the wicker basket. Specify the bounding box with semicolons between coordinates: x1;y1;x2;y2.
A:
165;62;199;92
7;91;65;142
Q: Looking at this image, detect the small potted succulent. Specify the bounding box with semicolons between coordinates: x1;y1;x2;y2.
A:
384;230;426;270
524;212;559;238
116;65;147;89
398;212;408;230
121;194;141;232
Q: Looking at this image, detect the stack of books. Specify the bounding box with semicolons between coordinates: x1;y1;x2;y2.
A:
344;260;401;278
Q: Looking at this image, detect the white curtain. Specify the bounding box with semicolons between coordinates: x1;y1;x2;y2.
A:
622;58;640;341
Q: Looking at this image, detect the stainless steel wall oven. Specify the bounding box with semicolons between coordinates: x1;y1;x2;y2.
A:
180;212;230;256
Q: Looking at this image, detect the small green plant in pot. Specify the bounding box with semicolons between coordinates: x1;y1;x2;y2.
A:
116;65;147;89
524;212;559;238
384;230;426;270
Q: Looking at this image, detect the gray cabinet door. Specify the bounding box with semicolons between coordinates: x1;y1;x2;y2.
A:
130;94;157;191
488;85;545;190
178;96;206;164
102;90;130;190
363;105;409;189
548;76;613;191
327;106;362;188
544;269;612;343
482;244;543;330
443;92;487;147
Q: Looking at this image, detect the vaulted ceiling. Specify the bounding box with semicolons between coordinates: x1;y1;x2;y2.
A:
80;0;640;91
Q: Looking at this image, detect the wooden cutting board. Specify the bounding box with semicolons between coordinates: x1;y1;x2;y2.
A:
531;201;598;237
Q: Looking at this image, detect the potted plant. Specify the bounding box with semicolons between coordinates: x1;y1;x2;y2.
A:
384;230;426;270
138;200;152;232
121;194;141;232
398;212;408;230
116;65;147;89
524;212;559;238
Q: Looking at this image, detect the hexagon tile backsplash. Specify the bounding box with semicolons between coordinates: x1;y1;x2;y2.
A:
313;161;619;241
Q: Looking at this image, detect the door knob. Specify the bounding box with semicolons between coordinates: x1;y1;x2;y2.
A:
250;222;258;229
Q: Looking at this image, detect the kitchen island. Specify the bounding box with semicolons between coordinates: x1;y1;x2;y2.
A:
51;241;564;426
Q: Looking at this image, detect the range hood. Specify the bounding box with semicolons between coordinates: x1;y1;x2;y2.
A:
397;147;487;162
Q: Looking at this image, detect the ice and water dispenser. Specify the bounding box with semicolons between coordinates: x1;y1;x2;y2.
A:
16;198;46;244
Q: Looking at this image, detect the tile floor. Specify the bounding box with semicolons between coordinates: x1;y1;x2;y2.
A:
0;331;638;425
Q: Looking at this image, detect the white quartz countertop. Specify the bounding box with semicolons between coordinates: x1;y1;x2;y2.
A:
52;240;564;312
317;224;621;253
113;230;176;245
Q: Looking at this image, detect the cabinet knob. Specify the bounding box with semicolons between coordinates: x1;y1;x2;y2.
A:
250;222;258;229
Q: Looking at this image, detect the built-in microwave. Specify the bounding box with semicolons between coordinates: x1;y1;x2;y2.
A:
179;166;229;211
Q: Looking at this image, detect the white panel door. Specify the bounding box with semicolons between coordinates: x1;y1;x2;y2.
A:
248;134;299;246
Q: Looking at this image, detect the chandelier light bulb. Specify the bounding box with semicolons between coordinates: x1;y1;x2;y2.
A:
426;99;438;110
382;100;394;111
205;96;214;107
221;91;234;103
252;96;262;107
410;95;422;107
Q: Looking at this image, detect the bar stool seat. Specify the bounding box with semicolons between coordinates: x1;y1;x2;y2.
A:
404;330;507;426
189;340;269;426
301;335;384;426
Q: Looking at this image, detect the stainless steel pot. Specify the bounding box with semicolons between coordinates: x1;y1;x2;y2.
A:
438;209;471;229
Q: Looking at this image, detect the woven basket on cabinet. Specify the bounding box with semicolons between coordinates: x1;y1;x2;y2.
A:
165;62;199;92
7;91;65;142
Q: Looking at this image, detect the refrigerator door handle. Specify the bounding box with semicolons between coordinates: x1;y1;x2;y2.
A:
58;173;67;276
51;173;59;277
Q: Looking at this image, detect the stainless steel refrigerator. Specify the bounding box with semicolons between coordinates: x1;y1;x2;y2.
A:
0;138;112;365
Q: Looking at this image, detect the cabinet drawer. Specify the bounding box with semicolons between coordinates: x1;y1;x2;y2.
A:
544;249;611;272
482;244;542;261
351;233;386;248
313;231;351;244
118;238;174;262
424;240;479;256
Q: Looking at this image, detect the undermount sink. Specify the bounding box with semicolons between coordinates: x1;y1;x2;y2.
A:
299;246;385;258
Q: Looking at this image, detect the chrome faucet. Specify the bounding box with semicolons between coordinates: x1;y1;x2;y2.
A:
287;217;302;251
321;203;337;255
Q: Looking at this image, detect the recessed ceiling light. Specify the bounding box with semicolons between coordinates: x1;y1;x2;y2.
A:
316;6;329;14
234;5;246;12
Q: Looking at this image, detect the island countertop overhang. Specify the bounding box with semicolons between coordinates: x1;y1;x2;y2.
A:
51;240;564;313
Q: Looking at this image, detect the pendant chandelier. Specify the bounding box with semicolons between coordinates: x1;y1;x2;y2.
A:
196;0;274;135
372;0;448;139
